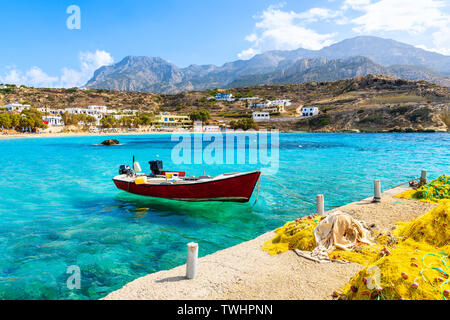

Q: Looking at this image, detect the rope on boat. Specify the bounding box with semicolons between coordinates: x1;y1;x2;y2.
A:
252;175;261;206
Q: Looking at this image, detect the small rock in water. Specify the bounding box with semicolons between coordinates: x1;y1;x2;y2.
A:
101;139;120;146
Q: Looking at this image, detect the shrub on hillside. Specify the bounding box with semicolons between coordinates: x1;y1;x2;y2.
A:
229;118;258;130
308;114;331;128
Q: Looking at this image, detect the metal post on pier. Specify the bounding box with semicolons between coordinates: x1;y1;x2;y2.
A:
186;242;198;279
420;170;427;185
373;179;381;202
316;194;325;216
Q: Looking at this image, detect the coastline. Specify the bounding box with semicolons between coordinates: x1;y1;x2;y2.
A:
0;131;176;140
103;186;436;300
0;130;447;140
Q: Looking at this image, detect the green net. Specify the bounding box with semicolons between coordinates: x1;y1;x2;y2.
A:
396;175;450;203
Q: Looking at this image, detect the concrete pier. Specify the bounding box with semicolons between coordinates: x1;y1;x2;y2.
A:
103;186;436;300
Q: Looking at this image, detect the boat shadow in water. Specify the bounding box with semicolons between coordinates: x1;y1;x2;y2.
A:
112;192;258;223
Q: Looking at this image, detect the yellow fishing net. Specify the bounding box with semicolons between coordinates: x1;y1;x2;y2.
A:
394;200;450;247
396;175;450;203
335;200;450;300
336;240;449;300
262;214;324;255
262;174;449;299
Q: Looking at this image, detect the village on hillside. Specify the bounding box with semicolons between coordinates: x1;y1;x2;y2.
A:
0;88;315;135
1;75;448;135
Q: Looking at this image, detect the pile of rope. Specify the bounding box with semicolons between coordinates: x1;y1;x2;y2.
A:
335;200;450;300
262;214;323;255
396;175;450;203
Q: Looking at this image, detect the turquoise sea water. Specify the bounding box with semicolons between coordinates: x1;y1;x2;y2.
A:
0;133;448;299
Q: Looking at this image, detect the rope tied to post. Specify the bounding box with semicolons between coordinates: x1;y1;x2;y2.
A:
261;173;317;206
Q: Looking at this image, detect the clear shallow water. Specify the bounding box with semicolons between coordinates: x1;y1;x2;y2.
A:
0;133;448;299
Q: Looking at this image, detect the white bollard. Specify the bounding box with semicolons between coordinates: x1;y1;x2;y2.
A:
420;170;427;185
316;194;325;216
373;180;381;202
186;242;198;279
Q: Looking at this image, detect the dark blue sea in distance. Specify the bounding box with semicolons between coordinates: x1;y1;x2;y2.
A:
0;133;448;299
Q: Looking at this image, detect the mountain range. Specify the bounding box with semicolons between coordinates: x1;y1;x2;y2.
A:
85;36;450;93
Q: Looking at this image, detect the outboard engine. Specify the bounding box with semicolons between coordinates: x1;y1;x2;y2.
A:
119;164;132;175
149;160;163;175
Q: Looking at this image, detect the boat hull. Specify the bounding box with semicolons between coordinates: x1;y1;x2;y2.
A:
113;171;261;202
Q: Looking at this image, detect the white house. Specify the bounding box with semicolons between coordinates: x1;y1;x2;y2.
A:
215;93;235;101
252;111;270;121
66;108;85;115
203;125;221;132
88;105;108;113
193;121;203;133
249;101;272;109
5;103;31;112
301;107;319;117
38;107;50;113
271;99;291;107
239;97;259;101
262;105;285;113
65;107;104;125
122;109;139;114
38;107;64;115
89;114;103;126
66;106;108;116
43;116;64;127
250;99;291;110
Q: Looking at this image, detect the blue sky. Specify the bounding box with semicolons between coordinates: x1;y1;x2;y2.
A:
0;0;449;88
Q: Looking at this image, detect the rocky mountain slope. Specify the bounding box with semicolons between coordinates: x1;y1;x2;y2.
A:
85;36;450;93
227;57;450;88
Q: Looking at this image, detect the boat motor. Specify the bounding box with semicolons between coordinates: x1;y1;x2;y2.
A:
149;160;163;175
119;165;132;175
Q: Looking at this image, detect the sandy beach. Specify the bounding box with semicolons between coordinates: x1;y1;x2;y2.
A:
103;186;436;300
0;131;178;140
0;129;275;140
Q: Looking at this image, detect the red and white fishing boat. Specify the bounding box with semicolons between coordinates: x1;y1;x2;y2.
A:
113;159;261;202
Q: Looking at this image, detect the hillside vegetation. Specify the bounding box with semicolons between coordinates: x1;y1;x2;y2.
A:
1;75;449;133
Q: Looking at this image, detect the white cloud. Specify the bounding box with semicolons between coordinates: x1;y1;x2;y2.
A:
79;50;114;76
415;44;449;55
2;69;25;84
238;48;261;60
238;4;337;60
431;25;450;55
0;50;114;88
296;7;341;22
341;0;371;11
346;0;450;55
60;50;114;88
25;67;59;88
350;0;447;34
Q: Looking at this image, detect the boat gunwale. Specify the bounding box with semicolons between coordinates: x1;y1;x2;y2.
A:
113;170;261;187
